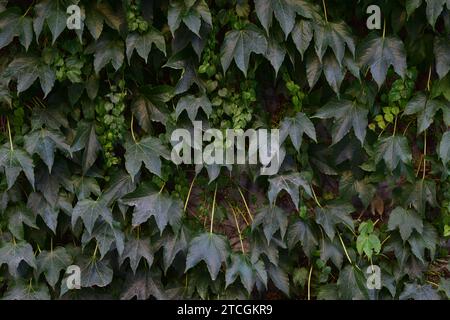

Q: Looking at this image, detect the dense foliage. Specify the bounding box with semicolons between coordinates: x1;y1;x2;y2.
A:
0;0;449;300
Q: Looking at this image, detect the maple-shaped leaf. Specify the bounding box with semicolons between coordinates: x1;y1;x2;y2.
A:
359;35;406;87
72;198;113;234
438;278;450;299
322;52;346;95
31;105;69;130
225;254;256;294
268;172;312;210
315;98;368;145
422;0;449;28
287;218;318;258
119;237;154;274
27;192;59;233
0;241;36;277
84;36;124;74
279;112;317;151
6;205;38;240
33;0;67;44
0;7;33;50
36;247;72;288
79;257;113;288
388;207;423;241
252;206;288;244
291;19;313;58
84;2;124;40
82;221;125;258
101;170;136;206
124;136;170;180
121;185;182;233
120;269;178;300
313;20;355;64
267;262;290;295
131;86;173;131
0;145;35;190
71;121;101;175
4;56;55;97
164;51;203;94
255;0;315;38
168;0;212;36
434;36;450;79
407;179;438;215
407;222;437;263
375;136;412;171
2;281;50;300
439;131;450;165
126;28;166;63
163;227;189;273
337;265;369;300
315;204;355;240
265;37;286;76
404;93;445;134
24;129;71;173
400;282;441;300
175;94;212;122
71;175;101;200
320;237;344;269
185;233;229;281
220;23;268;76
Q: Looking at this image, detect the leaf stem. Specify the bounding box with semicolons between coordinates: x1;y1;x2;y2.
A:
307;265;313;300
422;130;427;180
209;184;218;234
338;233;353;264
426;66;432;92
159;182;166;193
392;115;398;136
6;117;13;151
382;19;386;38
322;0;328;23
311;185;322;208
231;206;245;254
92;242;99;260
130;115;137;143
238;186;253;221
184;175;196;213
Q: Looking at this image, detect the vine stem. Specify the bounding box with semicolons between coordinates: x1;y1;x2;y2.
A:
238;186;253;221
209;184;218;234
322;0;328;23
184;175;197;213
159;182;166;194
231;206;245;254
92;242;99;260
382;19;386;38
338;233;353;264
311;185;322;208
426;66;432;92
130;116;137;143
6;117;13;151
422;130;427;180
307;265;313;300
392;115;398;136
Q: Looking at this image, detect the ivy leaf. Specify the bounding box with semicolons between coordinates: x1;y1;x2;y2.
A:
85;2;124;40
439;131;450;165
0;146;35;190
71;176;101;200
24;129;71;173
124;136;170;180
126;28;166;63
337;265;369;300
267;262;289;295
315;204;355;240
267;172;312;210
252;206;288;244
407;179;438;215
438;278;450;299
313;21;355;64
82;221;125;258
36;247;72;288
225;254;255;294
320;237;343;269
0;241;36;277
220;23;268;76
387;207;423;241
121;186;182;233
400;282;441;300
163;228;189;273
6;205;38;240
71;121;101;175
375;136;412;171
315;99;368;145
254;0;299;38
279;112;317;151
121;269;172;300
33;0;66;44
27;192;59;233
265;38;286;76
72;198;113;234
359;35;406;87
287;218;318;258
407;223;438;263
80;257;113;288
175;94;212;122
168;0;212;36
119;238;154;274
425;0;448;28
406;0;423;17
2;281;50;300
434;36;450;79
185;233;229;281
4;56;55;97
306;51;322;89
291;19;313;58
404;93;444;133
132;86;173;130
89;37;124;74
323;53;345;95
0;8;33;50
